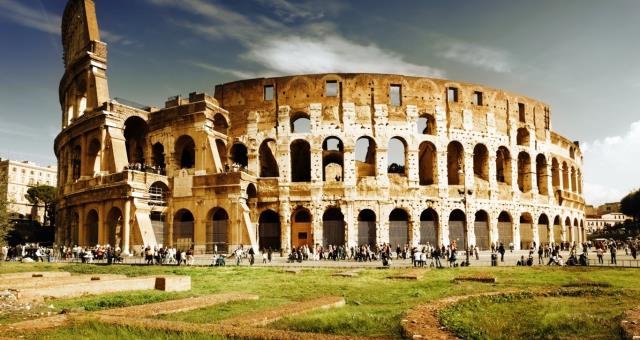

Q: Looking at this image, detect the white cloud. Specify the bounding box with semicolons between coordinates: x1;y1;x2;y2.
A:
0;0;128;44
186;61;261;80
582;120;640;205
438;40;513;73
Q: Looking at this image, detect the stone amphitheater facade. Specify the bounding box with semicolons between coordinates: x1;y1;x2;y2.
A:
54;0;585;254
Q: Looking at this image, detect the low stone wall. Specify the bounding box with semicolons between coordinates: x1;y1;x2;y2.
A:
0;272;71;280
0;274;127;290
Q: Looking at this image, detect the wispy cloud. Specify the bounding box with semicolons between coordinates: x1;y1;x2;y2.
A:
582;120;640;205
186;61;261;80
255;0;346;23
437;39;513;73
0;0;130;44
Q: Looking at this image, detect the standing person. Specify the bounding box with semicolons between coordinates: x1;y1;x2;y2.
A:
267;248;272;263
538;246;544;265
596;247;603;264
474;245;479;261
498;242;506;262
248;247;255;266
610;242;617;265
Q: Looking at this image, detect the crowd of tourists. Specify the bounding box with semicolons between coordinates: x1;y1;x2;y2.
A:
123;163;166;175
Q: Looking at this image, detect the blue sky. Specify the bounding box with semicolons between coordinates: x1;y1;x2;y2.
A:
0;0;639;205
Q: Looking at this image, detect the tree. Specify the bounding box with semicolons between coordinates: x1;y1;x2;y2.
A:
0;171;11;245
24;185;57;227
621;189;640;221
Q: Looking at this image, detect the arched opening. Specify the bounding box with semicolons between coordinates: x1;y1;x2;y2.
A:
417;113;436;135
551;158;560;189
387;137;407;175
175;135;196;169
536;154;548;195
473;144;489;182
107;207;123;248
569;146;575;159
86;210;99;246
357;209;377;246
152;143;165;170
520;212;534;249
207;208;228;253
573;218;579;243
86;139;101;176
230;143;248;168
216;139;227;169
290;139;311;182
447;141;464;185
496;146;512;185
562;162;569;191
389;208;410;247
291;112;311;133
150;211;166;246
570;166;577;193
516;128;530;146
259;139;279;177
149;181;169;207
355;136;376;177
420;208;439;246
448;209;467;249
213;113;229;135
292;208;313;248
246;183;257;199
323;137;344;181
323;207;345;247
71;145;81;181
124;116;148;165
553;216;562;244
517;152;532;193
419;141;437;185
497;211;513;246
564;217;572;243
474;210;490;250
173;209;195;250
538;214;550;245
254;209;280;251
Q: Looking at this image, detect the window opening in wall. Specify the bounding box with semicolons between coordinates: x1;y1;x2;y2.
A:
390;84;401;106
544;108;550;130
149;182;168;207
263;85;274;101
326;80;338;97
447;87;458;102
518;103;525;122
473;91;483;106
291;113;311;133
417;114;436;135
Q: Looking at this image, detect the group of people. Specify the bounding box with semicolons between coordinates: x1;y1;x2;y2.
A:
1;244;52;262
142;245;195;265
123;163;166;175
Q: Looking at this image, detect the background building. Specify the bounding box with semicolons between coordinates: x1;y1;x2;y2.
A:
55;0;586;254
585;202;631;233
0;158;57;222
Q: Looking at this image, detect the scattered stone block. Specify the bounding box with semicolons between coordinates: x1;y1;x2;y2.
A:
155;276;191;292
454;276;497;283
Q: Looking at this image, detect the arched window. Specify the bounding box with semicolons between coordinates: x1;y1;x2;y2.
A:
387;137;407;175
419;141;437;185
149;182;169;206
448;209;466;249
520;212;534;249
474;210;490;250
208;208;229;253
323;137;344;181
417;113;436;135
291;112;311;133
447;141;464;185
420;208;439;246
290;140;311;182
87;139;101;176
496;146;512;185
536;154;548;195
516;128;530;146
357;209;376;246
389;208;410;247
173;209;195;250
497;211;513;246
562;161;569;190
323;207;345;247
517;152;532;192
175;135;196;169
355;136;376;177
551;158;560;189
124;116;148;165
259;139;279;177
152;143;165;170
213;113;228;134
259;210;280;250
230;143;248;168
473;144;489;181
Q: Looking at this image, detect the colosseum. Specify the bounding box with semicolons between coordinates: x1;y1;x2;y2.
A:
54;0;585;255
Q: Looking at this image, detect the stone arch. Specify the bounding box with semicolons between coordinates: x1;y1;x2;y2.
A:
564;216;572;242
124;116;148;165
473;143;489;182
85;209;99;246
213;113;229;134
291;112;311;133
152;142;165;170
447;141;465;185
419;141;437;185
519;212;534;249
570;166;577;193
516;128;529;146
553;215;562;244
389;208;410;247
355;136;376;177
175;135;196;169
357;209;377;246
323;136;344;181
259;139;279;177
207;208;229;253
290;139;311;182
230;142;248;168
517;152;532;193
173;209;195;250
388;137;407;175
497;211;513;246
573;217;579;243
259;209;280;250
537;213;550;245
496;146;512;185
417;113;436;135
86;138;101;176
246;183;257;199
148;181;169;207
562;161;569;190
323;207;345;247
420;208;439;246
448;209;467;249
551;158;560;189
291;207;313;248
107;207;123;248
474;210;490;250
536;154;548;195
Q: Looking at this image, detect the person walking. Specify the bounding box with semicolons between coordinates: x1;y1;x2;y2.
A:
596;247;603;264
498;242;506;262
538;246;544;264
610;243;617;265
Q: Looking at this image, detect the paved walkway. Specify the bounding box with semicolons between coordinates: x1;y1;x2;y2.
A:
49;250;640;268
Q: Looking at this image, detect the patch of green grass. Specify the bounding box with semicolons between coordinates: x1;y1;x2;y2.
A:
154;297;289;324
41;320;228;340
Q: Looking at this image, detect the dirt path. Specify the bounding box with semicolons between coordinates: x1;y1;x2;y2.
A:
621;305;640;339
220;296;345;326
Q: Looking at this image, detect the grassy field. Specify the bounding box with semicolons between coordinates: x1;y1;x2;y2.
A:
0;263;637;339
